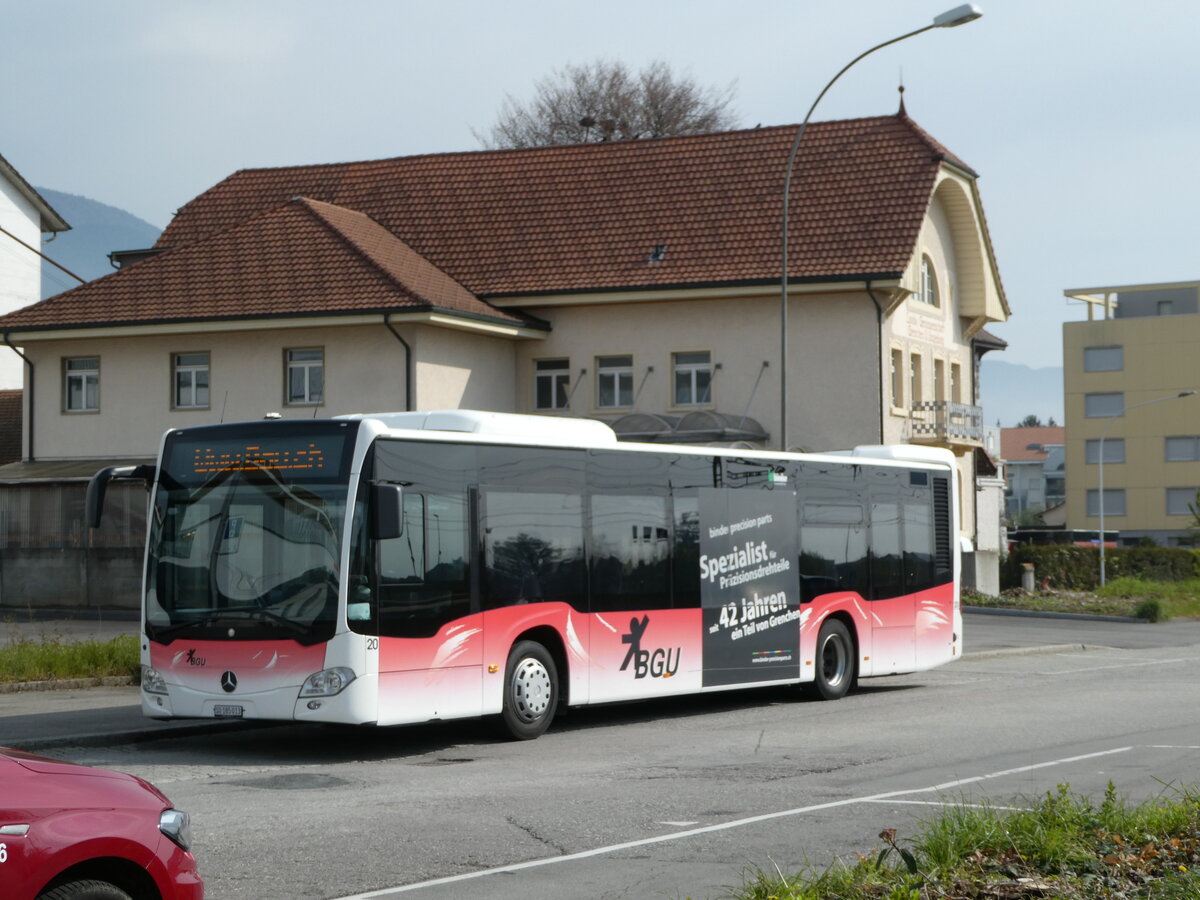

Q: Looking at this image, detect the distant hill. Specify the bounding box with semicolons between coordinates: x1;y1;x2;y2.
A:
35;188;161;299
980;358;1064;429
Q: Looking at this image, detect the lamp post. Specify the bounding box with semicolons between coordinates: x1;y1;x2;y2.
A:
1097;390;1197;586
779;4;982;451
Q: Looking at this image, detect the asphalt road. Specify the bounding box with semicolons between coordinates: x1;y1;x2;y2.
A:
12;612;1200;900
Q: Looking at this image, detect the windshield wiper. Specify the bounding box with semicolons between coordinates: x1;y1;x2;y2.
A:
150;605;309;640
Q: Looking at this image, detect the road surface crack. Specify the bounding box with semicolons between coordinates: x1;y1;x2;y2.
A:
506;816;570;855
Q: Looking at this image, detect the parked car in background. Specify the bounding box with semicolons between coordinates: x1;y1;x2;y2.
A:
0;747;202;900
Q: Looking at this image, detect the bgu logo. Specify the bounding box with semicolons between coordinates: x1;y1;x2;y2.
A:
185;649;206;667
620;615;680;679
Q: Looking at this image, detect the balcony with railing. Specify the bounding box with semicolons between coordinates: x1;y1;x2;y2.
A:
910;400;984;446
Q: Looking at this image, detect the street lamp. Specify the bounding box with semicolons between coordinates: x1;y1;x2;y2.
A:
779;4;983;450
1097;390;1197;586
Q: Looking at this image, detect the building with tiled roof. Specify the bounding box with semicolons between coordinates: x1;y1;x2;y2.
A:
1000;426;1065;521
0;108;1011;598
0;150;70;389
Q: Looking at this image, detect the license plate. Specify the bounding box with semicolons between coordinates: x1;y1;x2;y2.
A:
213;704;244;718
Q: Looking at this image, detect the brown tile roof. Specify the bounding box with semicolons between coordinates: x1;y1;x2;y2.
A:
158;112;962;296
1001;426;1065;462
0;111;977;331
0;197;537;330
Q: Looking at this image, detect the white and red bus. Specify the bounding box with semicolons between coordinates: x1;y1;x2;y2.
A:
88;410;961;740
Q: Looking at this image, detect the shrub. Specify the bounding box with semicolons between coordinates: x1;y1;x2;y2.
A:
1134;598;1164;621
1001;544;1200;590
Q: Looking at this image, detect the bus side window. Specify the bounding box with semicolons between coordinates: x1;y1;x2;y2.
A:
377;492;471;638
482;490;584;609
590;494;671;612
800;502;867;602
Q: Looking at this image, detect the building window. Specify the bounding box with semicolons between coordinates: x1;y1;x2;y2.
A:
596;355;633;409
673;351;711;406
910;353;923;404
1086;439;1125;464
1084;392;1124;418
64;357;99;412
535;359;570;410
933;359;945;402
1083;345;1123;372
173;352;210;409
1086;489;1125;517
1158;300;1174;316
1166;487;1199;516
286;348;324;405
950;362;961;403
919;255;939;306
1165;436;1200;461
891;349;904;407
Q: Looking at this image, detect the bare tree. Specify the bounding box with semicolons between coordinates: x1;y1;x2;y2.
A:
477;60;738;149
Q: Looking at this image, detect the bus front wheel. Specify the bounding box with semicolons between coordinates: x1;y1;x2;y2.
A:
812;619;855;701
499;641;559;740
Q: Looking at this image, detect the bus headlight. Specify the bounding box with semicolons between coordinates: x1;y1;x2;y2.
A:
142;666;168;695
299;667;356;697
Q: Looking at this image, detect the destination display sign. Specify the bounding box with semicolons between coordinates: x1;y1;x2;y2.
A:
164;427;352;485
699;487;801;687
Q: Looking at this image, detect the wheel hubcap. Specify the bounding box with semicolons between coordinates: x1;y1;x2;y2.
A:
511;658;552;722
821;635;847;686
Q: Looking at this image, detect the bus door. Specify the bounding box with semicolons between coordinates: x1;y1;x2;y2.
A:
869;491;916;673
370;442;482;725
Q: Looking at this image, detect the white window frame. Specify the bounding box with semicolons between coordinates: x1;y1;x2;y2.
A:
286;348;324;406
890;348;904;408
64;357;100;413
173;352;210;410
910;353;923;405
918;255;939;306
534;359;571;411
672;351;712;407
596;355;634;409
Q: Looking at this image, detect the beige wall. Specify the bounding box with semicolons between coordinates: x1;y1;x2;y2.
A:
517;290;882;453
25;323;423;459
1064;315;1200;536
413;325;517;412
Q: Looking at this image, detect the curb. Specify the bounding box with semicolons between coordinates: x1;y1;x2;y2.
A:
963;605;1147;624
963;642;1107;660
0;676;137;694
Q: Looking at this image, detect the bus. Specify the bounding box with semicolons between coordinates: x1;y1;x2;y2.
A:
87;410;962;740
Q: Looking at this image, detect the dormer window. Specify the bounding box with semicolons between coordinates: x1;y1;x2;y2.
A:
919;255;939;307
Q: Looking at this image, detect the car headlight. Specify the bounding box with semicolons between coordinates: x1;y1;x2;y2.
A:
299;667;356;697
141;665;168;695
159;808;192;851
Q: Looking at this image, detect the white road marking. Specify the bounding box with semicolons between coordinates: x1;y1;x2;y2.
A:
1035;657;1189;676
861;799;1030;812
329;746;1133;899
1150;744;1200;750
658;821;699;826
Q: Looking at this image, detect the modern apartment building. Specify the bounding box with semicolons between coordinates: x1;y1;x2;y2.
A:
1063;281;1200;545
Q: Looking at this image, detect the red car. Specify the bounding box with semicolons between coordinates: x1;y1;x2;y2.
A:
0;748;203;900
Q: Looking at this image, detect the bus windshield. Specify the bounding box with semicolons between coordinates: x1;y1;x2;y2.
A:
144;422;355;645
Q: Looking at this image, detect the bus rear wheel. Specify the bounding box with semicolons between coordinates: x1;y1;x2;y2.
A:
811;619;854;701
499;641;558;740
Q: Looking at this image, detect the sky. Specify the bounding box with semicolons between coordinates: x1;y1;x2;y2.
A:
3;0;1199;369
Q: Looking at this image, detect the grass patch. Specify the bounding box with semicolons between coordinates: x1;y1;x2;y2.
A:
728;782;1200;899
0;634;139;683
965;579;1200;620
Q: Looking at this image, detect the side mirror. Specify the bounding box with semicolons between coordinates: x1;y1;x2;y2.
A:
87;464;156;528
370;483;404;540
